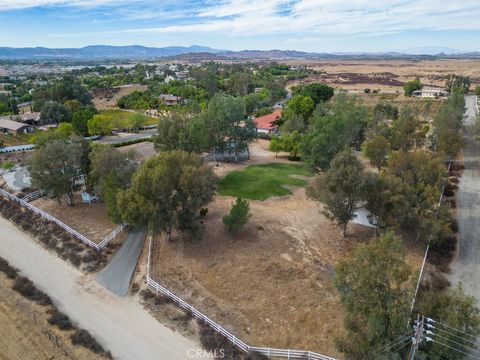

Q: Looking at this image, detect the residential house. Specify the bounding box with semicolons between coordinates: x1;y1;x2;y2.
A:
0;119;36;135
1;112;41;125
413;87;449;98
159;94;183;106
253;109;282;135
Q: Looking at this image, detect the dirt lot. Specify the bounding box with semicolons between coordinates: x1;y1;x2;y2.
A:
32;193;119;244
91;84;148;110
285;59;480;92
149;141;426;357
0;272;103;360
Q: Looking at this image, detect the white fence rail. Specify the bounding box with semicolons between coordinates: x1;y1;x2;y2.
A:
0;188;126;251
21;190;43;202
146;238;336;360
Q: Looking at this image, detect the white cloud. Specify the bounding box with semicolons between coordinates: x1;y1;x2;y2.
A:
9;0;480;38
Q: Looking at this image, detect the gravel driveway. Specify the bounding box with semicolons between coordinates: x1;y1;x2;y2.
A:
0;217;200;360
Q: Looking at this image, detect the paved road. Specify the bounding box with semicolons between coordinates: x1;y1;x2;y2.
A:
449;95;480;303
97;129;157;145
97;228;146;296
0;217;199;360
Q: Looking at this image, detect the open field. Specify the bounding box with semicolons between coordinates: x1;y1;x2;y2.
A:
117;141;156;162
150;143;426;357
91;84;148;110
285;59;480;92
32;193;120;244
0;272;104;360
219;163;311;200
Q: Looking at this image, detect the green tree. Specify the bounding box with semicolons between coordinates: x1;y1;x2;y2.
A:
475;85;480;96
293;83;334;105
390;105;422;151
28;140;84;206
154;112;206;153
301;94;367;171
223;198;251;233
40;101;72;125
71;105;97;136
308;149;365;237
445;74;471;93
87;114;114;135
403;78;422;96
89;145;138;222
117;151;217;240
283;94;315;121
335;233;413;359
268;136;283;157
416;285;480;360
362;135;390;169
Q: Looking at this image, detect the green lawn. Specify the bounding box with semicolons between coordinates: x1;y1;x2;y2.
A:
218;163;312;200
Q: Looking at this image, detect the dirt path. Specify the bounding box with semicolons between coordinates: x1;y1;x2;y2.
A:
0;217;200;360
449;95;480;302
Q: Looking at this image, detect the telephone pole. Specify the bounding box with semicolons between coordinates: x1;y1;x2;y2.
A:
409;314;425;360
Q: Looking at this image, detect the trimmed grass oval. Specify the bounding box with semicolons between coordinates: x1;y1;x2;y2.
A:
218;163;311;200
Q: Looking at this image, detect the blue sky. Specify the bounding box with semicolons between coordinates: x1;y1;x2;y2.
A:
0;0;479;52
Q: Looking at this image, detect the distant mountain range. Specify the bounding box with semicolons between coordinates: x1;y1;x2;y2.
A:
0;45;479;61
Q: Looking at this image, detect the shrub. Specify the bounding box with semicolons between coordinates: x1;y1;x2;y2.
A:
223;198;251;234
0;257;18;278
70;329;106;354
140;289;155;300
48;309;74;330
199;208;208;218
12;276;52;305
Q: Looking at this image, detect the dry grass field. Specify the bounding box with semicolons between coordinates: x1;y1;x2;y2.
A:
91;84;148;110
285;59;480;92
149;140;425;357
32;193;121;244
0;272;104;360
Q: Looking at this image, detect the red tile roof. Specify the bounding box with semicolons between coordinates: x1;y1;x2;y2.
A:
254;109;282;130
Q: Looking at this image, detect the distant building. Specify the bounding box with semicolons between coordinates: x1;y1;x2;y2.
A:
253;109;282;135
0;119;36;135
159;94;183;106
175;71;188;80
164;75;175;84
413;87;448;98
1;112;41;125
17;102;34;114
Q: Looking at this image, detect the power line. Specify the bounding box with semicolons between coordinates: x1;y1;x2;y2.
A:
427;318;478;339
434;333;480;355
432;339;480;359
433;326;478;347
368;331;414;359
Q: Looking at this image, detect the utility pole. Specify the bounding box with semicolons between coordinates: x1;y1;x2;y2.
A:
409;314;425;360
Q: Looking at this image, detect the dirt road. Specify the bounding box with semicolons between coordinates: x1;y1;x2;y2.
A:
0;217;200;360
449;95;480;302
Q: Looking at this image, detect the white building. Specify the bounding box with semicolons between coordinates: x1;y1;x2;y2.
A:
413;87;449;98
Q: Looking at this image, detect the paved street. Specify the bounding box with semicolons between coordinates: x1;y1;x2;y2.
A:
449;95;480;303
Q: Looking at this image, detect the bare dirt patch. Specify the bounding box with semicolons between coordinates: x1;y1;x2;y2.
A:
0;272;104;360
92;84;148;110
32;193;119;244
151;185;377;357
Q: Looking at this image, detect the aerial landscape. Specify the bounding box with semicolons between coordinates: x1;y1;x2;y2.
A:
1;1;480;360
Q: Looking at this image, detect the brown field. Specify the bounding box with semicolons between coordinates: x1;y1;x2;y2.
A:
150;140;425;357
0;272;104;360
285;59;480;91
32;193;120;244
118;141;156;162
91;84;148;110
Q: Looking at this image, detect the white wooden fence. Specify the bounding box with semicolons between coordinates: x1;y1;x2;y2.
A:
0;188;126;251
21;190;43;202
146;237;337;360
